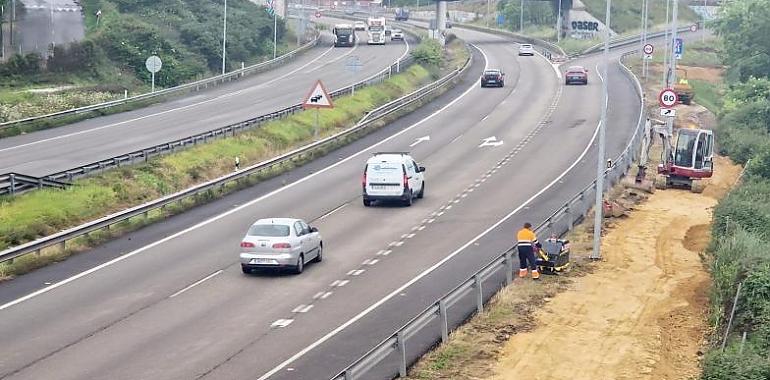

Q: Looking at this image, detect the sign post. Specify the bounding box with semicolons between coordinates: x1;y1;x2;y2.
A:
344;56;363;95
145;55;162;93
643;43;654;80
302;80;334;139
674;37;684;60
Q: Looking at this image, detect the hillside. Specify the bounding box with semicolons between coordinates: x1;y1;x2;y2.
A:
581;0;699;34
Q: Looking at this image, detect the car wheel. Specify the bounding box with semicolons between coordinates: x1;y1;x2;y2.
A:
403;191;413;207
293;254;305;274
313;243;323;263
417;182;425;199
363;198;371;207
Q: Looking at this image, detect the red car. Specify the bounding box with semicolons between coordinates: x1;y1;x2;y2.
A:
565;66;588;85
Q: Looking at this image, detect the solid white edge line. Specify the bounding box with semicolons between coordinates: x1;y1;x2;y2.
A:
254;45;611;380
0;44;487;312
0;43;338;154
168;270;223;298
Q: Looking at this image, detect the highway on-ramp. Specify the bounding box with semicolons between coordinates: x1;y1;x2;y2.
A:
0;26;654;380
0;18;410;177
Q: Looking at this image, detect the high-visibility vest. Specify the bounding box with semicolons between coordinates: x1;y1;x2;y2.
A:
517;228;538;247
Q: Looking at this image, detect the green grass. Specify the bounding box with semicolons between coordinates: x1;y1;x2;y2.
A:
690;79;723;114
0;60;440;271
558;37;600;55
582;0;699;34
647;38;722;67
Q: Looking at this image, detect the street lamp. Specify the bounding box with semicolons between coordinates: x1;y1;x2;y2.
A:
591;0;611;260
520;0;524;33
222;0;228;75
556;0;562;43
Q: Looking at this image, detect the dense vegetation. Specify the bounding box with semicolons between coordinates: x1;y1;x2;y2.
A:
0;0;286;89
702;1;770;378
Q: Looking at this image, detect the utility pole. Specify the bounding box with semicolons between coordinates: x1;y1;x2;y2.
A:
222;0;227;75
50;0;55;57
665;0;679;160
591;0;611;260
520;0;524;33
273;9;277;59
642;0;649;79
10;0;14;48
486;0;490;27
556;0;563;43
702;0;706;43
663;0;670;87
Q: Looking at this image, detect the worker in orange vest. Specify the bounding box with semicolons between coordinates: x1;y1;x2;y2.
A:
516;222;540;280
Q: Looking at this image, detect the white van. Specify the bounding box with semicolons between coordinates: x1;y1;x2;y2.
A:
362;152;425;207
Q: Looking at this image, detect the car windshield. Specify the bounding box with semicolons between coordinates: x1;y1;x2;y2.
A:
248;224;291;237
521;44;532;48
484;70;500;75
568;66;584;72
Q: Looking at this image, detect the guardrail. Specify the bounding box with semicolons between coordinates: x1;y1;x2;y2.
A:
0;42;472;265
580;26;693;56
329;49;647;380
0;31;322;131
0;30;423;196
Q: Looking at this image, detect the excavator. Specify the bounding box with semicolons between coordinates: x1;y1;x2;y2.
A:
627;118;714;193
674;68;694;105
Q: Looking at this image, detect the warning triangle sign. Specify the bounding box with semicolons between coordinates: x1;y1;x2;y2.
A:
302;80;334;109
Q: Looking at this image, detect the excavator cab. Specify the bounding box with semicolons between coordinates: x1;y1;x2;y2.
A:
657;128;714;192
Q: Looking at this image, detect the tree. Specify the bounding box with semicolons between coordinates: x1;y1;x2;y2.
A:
716;0;770;82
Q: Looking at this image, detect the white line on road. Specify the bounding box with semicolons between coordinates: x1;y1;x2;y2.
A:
318;203;348;220
336;280;350;287
405;234;415;239
376;250;391;256
255;94;604;380
270;319;294;328
292;304;314;313
0;45;488;312
168;270;222;298
320;292;333;299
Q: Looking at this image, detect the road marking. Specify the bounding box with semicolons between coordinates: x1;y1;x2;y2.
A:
0;45;488;312
254;95;605;379
330;280;342;287
292;304;314;313
168;270;222;298
450;134;463;144
393;241;404;247
426;218;435;224
437;211;445;216
336;280;350;287
461;193;468;198
417;226;426;231
411;226;420;231
366;259;379;265
320;291;333;299
376;249;391;256
318;203;348;220
349;269;365;276
0;44;339;155
312;292;326;299
405;233;415;239
481;115;489;121
409;135;431;147
270;319;294;328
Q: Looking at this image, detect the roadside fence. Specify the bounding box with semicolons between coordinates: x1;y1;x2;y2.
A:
0;42;472;266
328;49;647;380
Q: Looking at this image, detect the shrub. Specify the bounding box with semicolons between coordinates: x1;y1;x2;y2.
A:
412;39;443;67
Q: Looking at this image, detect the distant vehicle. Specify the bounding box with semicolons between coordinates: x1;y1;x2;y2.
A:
354;21;366;31
445;20;453;28
394;7;410;21
518;43;535;56
391;28;404;41
480;69;505;88
239;218;323;274
367;17;387;44
565;65;589;85
384;25;392;37
333;24;356;47
362;152;425;207
344;8;355;15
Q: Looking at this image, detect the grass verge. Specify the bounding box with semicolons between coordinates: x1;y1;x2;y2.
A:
0;40;470;279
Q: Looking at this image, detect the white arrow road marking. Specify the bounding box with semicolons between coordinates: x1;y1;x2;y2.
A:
270;319;294;328
409;135;430;147
479;136;504;148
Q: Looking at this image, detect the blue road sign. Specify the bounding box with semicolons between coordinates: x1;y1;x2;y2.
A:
674;38;684;59
496;14;505;26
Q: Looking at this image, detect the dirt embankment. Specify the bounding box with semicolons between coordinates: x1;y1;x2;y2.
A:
487;155;742;380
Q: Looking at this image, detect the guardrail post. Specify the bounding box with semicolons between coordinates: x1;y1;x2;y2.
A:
396;60;400;73
60;240;66;251
9;174;15;195
143;150;150;162
565;205;573;231
474;274;483;313
37;177;43;189
438;300;449;343
397;331;407;377
504;250;513;285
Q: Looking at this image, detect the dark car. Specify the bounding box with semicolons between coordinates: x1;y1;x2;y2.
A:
480;69;505;88
565;66;588;85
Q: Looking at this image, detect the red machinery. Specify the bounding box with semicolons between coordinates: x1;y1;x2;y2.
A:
655;128;714;192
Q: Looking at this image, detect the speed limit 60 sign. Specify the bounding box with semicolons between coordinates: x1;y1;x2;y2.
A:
659;88;678;108
643;43;654;55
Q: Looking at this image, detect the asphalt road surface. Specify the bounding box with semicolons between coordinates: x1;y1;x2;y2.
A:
16;0;84;57
0;27;692;380
0;18;410;177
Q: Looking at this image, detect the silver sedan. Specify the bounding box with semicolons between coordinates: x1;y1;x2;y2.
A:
239;218;323;274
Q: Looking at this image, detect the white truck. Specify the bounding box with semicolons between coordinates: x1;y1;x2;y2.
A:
367;17;387;45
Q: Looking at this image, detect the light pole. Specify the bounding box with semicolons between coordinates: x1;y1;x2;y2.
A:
642;0;649;78
520;0;524;33
556;0;562;43
50;0;55;57
486;0;490;27
273;8;277;59
702;0;706;42
591;0;611;260
663;0;670;86
222;0;228;75
667;0;678;144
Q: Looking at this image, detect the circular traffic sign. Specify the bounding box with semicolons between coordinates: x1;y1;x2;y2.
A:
643;43;654;55
145;55;162;74
690;23;698;32
659;88;678;108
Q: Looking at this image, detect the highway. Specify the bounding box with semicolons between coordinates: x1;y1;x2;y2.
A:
0;25;656;380
0;19;410;177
